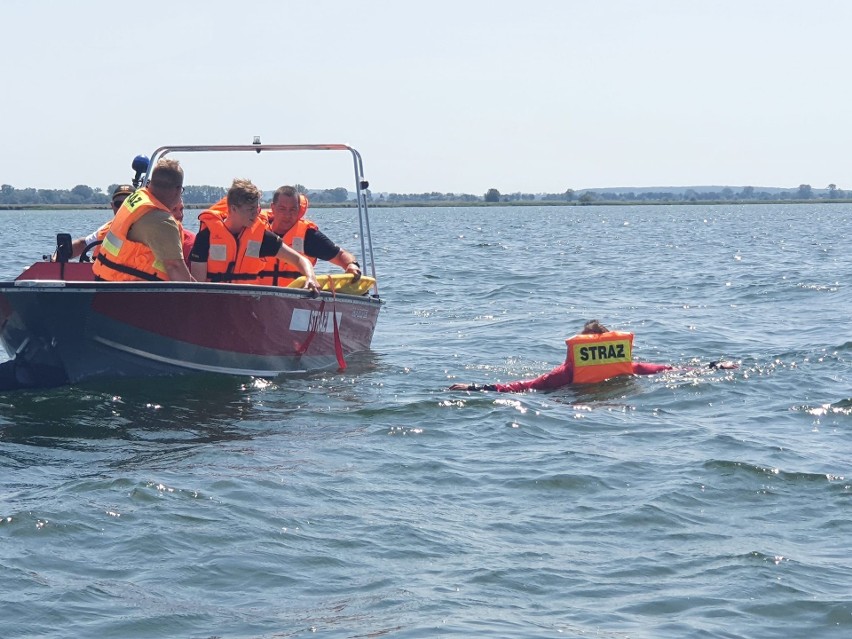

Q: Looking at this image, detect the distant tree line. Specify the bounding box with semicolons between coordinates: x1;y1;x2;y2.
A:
0;183;357;207
478;184;849;204
0;183;232;206
0;183;114;206
2;181;850;207
306;187;350;204
378;191;483;203
562;184;848;204
370;183;852;204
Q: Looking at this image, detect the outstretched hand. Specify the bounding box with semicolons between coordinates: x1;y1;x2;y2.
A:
448;383;472;390
708;361;738;370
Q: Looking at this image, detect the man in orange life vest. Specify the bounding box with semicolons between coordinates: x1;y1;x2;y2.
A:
449;320;737;392
263;186;362;287
92;159;193;281
62;184;195;266
188;178;319;292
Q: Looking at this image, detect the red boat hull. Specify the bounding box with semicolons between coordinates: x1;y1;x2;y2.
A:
0;264;382;383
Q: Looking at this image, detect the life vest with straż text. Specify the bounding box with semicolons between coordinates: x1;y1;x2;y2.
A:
92;188;169;281
566;331;635;384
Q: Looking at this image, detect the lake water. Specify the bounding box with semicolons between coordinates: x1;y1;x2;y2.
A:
0;204;850;638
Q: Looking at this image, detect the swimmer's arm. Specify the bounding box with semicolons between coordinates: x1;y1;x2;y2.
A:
707;360;738;370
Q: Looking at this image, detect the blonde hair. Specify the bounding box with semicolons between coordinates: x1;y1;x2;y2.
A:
227;178;261;208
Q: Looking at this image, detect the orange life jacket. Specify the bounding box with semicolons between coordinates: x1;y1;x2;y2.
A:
198;198;269;283
566;331;635;384
94;220;191;262
92;188;170;281
259;217;318;286
86;221;112;260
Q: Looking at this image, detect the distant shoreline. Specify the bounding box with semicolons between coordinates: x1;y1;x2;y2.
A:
2;198;852;211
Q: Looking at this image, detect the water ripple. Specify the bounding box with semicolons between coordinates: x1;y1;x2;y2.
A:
2;204;852;638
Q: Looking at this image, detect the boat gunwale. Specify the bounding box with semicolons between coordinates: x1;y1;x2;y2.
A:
1;279;384;305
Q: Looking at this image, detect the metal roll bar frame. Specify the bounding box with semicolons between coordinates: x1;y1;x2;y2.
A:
146;141;379;296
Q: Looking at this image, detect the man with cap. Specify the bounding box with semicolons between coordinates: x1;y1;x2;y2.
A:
62;184;134;261
263;185;361;286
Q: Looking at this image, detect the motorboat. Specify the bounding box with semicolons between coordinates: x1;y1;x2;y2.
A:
0;142;383;387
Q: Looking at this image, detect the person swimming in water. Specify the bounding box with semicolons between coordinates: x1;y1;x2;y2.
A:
448;319;737;393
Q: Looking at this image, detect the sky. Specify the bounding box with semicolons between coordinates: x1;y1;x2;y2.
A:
2;0;852;195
